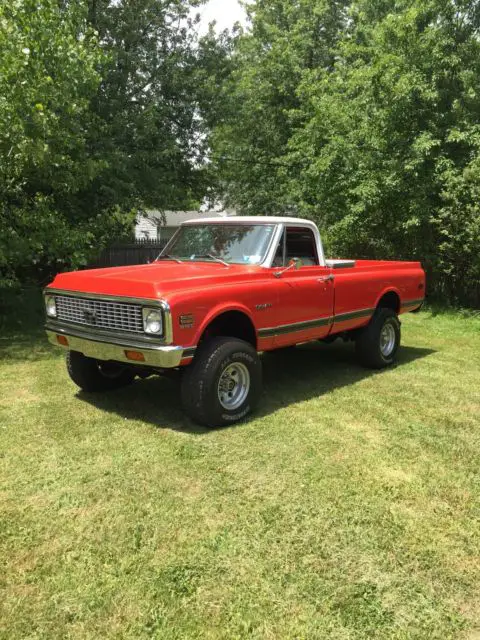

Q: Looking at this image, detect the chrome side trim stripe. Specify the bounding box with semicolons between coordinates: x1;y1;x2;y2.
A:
334;308;375;323
259;316;333;338
258;307;374;339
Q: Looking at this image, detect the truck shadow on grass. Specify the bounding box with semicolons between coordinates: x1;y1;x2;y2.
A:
77;341;436;434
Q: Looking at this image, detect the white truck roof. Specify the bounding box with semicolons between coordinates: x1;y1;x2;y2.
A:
181;216;316;228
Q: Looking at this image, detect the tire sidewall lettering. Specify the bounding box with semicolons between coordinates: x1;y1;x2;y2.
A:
221;406;251;422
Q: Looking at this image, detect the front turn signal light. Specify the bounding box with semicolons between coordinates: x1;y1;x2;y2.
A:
125;350;145;363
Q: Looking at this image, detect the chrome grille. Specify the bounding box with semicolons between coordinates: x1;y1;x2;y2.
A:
55;295;144;334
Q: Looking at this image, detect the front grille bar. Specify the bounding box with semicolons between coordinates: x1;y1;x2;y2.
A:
55;295;144;334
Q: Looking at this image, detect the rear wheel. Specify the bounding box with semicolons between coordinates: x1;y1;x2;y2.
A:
66;351;135;392
355;308;401;369
181;337;262;428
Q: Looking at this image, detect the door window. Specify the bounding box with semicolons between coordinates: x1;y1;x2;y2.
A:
272;227;319;267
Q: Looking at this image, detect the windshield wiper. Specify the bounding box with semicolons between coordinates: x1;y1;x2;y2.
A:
156;254;183;264
192;254;230;267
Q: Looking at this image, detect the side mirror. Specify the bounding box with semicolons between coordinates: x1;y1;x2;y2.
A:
275;257;303;278
289;257;303;270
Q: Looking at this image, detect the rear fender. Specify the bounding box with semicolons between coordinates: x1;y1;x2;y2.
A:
374;287;402;313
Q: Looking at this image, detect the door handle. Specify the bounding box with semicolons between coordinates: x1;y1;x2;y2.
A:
318;275;335;283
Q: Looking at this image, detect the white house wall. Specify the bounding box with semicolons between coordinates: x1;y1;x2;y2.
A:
135;210;236;240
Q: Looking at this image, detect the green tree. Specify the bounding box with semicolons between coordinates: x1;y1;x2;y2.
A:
290;0;480;305
84;0;210;215
0;0;108;286
212;0;480;306
0;0;222;287
211;0;349;214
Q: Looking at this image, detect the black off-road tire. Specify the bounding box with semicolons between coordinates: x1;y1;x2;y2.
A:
355;308;401;369
181;337;262;428
66;351;135;392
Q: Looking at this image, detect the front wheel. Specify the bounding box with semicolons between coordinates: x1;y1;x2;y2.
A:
355;308;401;369
181;337;262;428
66;351;135;392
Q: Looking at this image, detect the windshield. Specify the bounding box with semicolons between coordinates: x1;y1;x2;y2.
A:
160;224;276;265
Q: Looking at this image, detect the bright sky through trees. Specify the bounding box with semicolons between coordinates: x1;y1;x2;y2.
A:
195;0;247;33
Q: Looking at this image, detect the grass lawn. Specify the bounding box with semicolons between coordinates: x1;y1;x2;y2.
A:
1;307;479;639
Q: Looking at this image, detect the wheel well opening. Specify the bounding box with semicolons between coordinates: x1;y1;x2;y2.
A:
377;291;400;313
200;311;257;349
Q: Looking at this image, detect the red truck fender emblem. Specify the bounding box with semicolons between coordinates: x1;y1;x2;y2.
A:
179;313;195;328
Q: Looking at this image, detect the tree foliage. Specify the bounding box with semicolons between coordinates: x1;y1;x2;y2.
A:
213;0;480;306
211;0;349;214
85;0;209;214
0;0;216;287
2;0;479;306
0;0;106;286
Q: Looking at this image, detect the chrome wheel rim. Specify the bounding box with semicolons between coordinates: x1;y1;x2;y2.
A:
217;362;250;411
380;322;396;357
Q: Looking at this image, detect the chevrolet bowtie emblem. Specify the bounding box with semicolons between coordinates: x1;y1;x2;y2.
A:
83;308;97;324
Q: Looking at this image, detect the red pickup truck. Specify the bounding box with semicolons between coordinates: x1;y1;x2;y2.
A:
44;217;425;427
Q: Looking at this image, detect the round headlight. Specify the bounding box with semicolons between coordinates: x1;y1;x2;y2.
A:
45;295;57;318
143;308;163;335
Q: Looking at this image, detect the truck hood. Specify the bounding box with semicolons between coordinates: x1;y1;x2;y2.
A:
48;261;265;300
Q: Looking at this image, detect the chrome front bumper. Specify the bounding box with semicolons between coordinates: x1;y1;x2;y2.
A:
45;322;195;368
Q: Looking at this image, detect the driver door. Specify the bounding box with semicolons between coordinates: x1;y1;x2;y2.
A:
271;226;334;347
